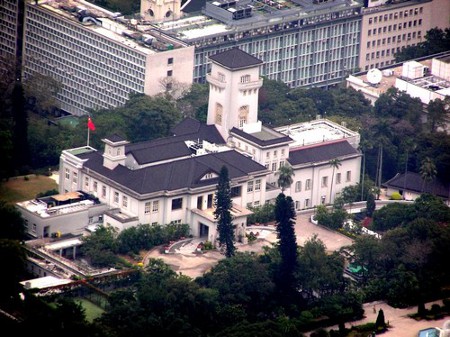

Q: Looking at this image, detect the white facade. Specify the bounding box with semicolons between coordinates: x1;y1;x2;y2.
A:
22;0;194;116
206;55;263;140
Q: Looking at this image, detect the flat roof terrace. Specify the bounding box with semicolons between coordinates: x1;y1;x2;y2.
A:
275;118;359;148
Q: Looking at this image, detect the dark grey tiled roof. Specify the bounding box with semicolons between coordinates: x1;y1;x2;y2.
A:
104;134;126;143
209;47;263;70
78;149;267;195
383;171;449;198
123;118;225;165
230;127;292;147
288;140;359;165
171;117;225;144
181;0;206;13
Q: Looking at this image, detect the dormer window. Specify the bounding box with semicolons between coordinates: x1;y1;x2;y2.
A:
201;171;218;181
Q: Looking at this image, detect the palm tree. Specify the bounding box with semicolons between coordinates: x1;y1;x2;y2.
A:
328;158;342;204
276;164;295;193
420;157;437;193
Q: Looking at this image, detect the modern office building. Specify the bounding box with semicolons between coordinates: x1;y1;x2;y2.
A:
0;0;22;60
21;0;194;116
359;0;450;71
154;0;363;88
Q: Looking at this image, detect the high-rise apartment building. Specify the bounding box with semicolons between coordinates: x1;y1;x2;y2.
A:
359;0;450;71
21;0;194;116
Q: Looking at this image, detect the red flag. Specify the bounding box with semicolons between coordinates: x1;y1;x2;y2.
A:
88;117;95;131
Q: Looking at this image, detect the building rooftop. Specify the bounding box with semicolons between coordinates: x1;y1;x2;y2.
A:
33;0;188;53
288;139;360;166
154;0;362;42
209;47;263;70
20;276;73;290
16;191;100;218
275;118;360;150
346;51;450;104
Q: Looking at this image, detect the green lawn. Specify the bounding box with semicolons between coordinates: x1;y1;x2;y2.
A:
0;174;58;204
75;297;105;322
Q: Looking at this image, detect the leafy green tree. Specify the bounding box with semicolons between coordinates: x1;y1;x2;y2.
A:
197;252;275;321
328;158;342;204
22;73;61;116
0;200;26;240
214;165;236;257
297;235;346;299
176;83;209;122
274;193;298;294
275;164;295;193
427;97;450;132
420;157;437;192
80;225;119;267
0;239;27;302
371;202;411;232
395;28;450;62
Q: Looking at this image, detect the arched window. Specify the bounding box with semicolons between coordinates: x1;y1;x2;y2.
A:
239;105;249;128
215;103;223;125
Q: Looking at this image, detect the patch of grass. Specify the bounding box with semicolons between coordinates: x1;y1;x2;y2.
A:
0;174;58;204
75;297;105;322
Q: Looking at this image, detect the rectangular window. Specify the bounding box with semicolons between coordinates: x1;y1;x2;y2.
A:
93;181;98;192
305;179;311;190
84;176;89;188
295;181;302;192
295;201;300;210
240;74;250;83
152;200;159;213
168;57;173;65
65;168;70;180
167;70;172;77
145;202;151;214
272;163;277;171
346;171;351;182
102;186;106;198
171;198;182;210
114;191;119;203
255;179;261;191
305;199;310;208
72;171;78;184
321;176;328;187
122;196;128;208
247;181;254;192
336;173;341;184
230;186;242;198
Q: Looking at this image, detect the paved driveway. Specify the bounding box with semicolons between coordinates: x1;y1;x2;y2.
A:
295;211;354;252
143;209;353;279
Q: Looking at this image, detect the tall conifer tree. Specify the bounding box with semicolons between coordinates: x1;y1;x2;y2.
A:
275;193;298;291
214;166;236;257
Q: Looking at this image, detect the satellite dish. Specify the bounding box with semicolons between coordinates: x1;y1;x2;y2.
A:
367;68;382;85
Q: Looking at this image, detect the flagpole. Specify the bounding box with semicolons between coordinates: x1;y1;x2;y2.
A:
87;115;91;146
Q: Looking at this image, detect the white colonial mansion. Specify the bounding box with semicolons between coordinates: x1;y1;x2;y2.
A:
17;48;361;245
